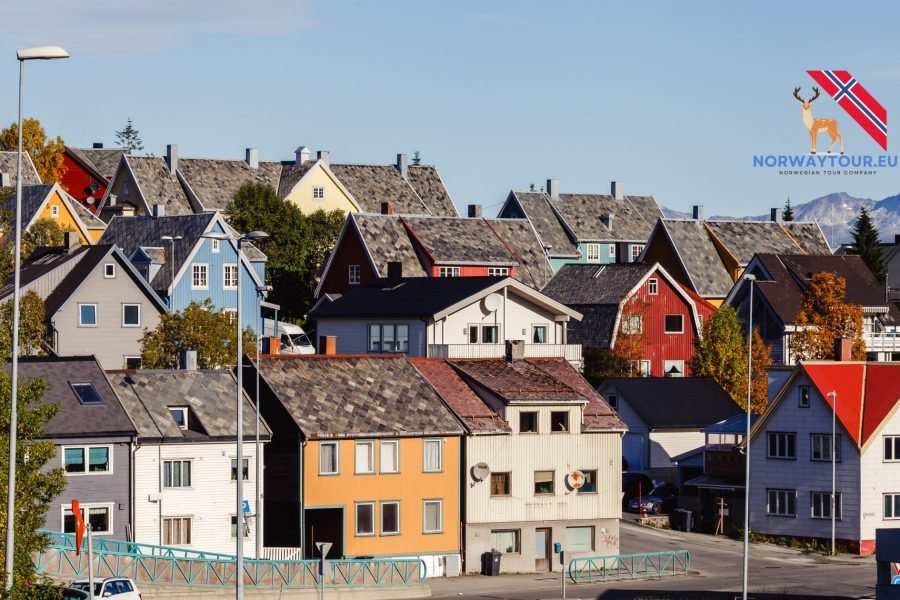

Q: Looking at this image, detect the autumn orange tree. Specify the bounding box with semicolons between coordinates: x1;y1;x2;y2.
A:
0;118;66;183
788;272;865;361
582;301;648;384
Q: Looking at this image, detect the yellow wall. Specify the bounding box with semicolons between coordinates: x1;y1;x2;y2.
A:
36;189;90;245
86;227;105;243
284;163;358;215
304;436;460;556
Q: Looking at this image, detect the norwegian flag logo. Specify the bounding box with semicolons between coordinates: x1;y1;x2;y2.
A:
807;70;888;150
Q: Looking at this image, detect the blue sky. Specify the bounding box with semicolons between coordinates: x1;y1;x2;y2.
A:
3;1;900;216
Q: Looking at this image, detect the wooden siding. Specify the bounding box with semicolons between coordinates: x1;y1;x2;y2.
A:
106;167;145;215
60;153;108;208
642;234;694;294
284;162;356;215
36;189;91;245
314;319;426;356
860;407;900;541
428;266;517;278
317;225;380;297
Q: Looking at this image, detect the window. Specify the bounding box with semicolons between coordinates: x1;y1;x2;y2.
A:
631;244;644;262
355;441;375;474
481;325;499;344
230;515;249;538
578;470;598;493
169;407;188;430
551;411;569;432
490;530;520;553
490;472;511;496
423;500;442;533
622;315;643;335
608;243;616;259
648;278;658;295
586;244;600;262
886;436;900;462
122;304;141;327
811;492;841;520
811;434;840;462
349;264;361;285
380;440;399;473
488;267;509;277
664;359;684;378
163;460;191;488
191;264;208;289
439;266;460;277
78;304;97;327
319;442;339;475
664;314;684;333
519;412;538;433
51;205;60;218
381;502;400;535
767;432;796;459
63;446;110;474
767;489;796;517
423;439;442;472
532;325;548;344
313;186;325;200
124;356;141;369
104;263;116;278
223;264;238;289
163;517;192;545
885;494;900;519
355;503;375;536
368;324;409;353
63;504;112;535
632;360;651;377
566;526;594;552
534;471;554;495
211;239;220;253
231;458;249;481
606;394;618;410
799;385;810;408
71;383;102;405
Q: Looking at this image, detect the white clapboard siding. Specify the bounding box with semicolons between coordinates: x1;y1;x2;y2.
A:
648;431;705;469
860;408;900;541
433;290;564;346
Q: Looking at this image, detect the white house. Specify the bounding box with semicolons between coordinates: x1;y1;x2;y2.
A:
748;356;900;555
109;365;270;556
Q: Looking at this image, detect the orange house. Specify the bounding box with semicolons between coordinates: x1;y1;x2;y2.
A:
251;355;464;576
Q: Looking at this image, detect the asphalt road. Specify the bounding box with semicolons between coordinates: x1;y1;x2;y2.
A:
427;521;876;600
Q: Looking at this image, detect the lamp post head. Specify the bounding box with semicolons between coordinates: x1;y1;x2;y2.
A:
743;273;756;281
243;231;269;241
160;235;183;242
201;232;230;241
17;46;70;61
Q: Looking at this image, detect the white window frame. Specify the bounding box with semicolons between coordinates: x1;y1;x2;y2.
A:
162;459;192;489
767;432;797;459
811;433;840;462
586;243;600;263
191;264;209;290
355;502;375;536
122;303;141;327
608;243;616;258
124;356;141;369
664;314;684;334
380;501;400;536
380;439;399;474
423;499;443;534
230;458;250;482
811;491;841;520
211;239;220;253
62;503;114;535
663;359;685;378
423;438;443;473
104;263;116;279
78;303;98;327
169;407;188;430
885;436;900;462
349;264;361;285
162;516;192;545
632;360;651;377
766;489;796;517
531;324;548;344
439;266;460;277
799;385;810;408
51;204;60;218
355;440;375;474
885;493;900;519
230;515;250;538
648;278;658;295
490;529;521;554
550;410;570;433
487;267;509;277
631;244;644;262
223;263;238;290
319;441;339;475
312;186;325;201
62;445;113;476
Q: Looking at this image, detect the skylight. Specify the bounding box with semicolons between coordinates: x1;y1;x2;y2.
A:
71;383;102;405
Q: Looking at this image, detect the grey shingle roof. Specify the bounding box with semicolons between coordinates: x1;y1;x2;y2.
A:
601;377;740;430
329;164;430;215
404;216;516;266
658;219;734;298
705;220;823;265
108;370;270;442
0;184;55;226
783;222;831;254
0;151;41;186
68;147;126;179
70;193;107;228
542;263;651;304
564;304;620;348
277;161;316;198
352;213;427;278
553;193;662;243
485;219;554;290
177;158;283;212
125;156;195;215
256;355;463;439
15;357;136;438
503;191;578;257
405;165;458;217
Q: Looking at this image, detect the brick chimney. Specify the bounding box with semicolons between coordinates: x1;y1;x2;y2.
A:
835;337;853;362
381;202;394;215
468;204;482;218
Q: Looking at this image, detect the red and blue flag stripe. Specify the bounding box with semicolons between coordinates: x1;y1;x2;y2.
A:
807;70;888;150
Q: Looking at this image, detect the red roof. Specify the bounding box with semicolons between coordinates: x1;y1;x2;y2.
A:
863;364;900;447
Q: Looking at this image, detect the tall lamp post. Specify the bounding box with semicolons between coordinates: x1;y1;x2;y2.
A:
254;284;272;561
160;235;183;310
741;273;755;600
202;230;268;600
827;390;837;556
6;45;69;592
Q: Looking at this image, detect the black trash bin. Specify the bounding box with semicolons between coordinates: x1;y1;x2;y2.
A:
669;509;683;531
481;551;501;576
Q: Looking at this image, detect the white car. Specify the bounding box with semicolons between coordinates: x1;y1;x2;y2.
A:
71;577;141;599
262;319;315;354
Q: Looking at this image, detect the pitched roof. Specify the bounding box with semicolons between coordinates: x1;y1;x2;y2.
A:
563;305;620;348
541;263;651;304
256;355;463;439
71;196;107;228
0;151;41;186
351;214;427;278
530;358;625;431
277;161;316;198
177;158;283;212
329;164;430;215
402;216;517;266
504;191;578;257
67;147;126;180
800;362;867;446
14;357;136;438
484;219;555;290
0;244;92;300
552;193;662;242
602;377;741;430
123;156;194;215
107;370;270;442
405;165;458;217
704;220;825;265
655;219;734;298
0;183;55;226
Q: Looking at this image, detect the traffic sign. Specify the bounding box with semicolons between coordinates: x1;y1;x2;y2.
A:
242;500;251;514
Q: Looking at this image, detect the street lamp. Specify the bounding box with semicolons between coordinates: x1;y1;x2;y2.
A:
201;230;268;600
254;283;272;561
741;273;755;600
827;390;837;556
160;235;183;310
829;202;851;251
6;44;69;592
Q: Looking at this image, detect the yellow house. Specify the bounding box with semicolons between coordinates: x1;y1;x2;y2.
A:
1;183;98;246
254;354;464;576
281;149;360;215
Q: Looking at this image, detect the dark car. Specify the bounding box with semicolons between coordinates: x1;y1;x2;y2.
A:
621;472;653;508
58;589;89;600
628;484;679;514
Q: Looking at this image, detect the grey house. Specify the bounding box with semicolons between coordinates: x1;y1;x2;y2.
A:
18;356;137;540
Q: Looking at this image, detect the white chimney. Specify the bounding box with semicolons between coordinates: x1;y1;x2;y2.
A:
611;181;624;200
396;153;408;178
166;144;178;175
317;150;330;165
0;173;9;187
547;179;560;200
692;205;704;221
295;146;310;166
771;208;783;223
153;204;165;218
246;148;259;169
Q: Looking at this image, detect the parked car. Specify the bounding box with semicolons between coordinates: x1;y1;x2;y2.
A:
262;319;315;354
627;484;679;515
58;589;89;600
71;577;141;599
621;472;653;507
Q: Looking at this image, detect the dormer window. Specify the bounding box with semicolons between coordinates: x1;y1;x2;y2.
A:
168;407;188;430
71;383;102;405
104;263;116;279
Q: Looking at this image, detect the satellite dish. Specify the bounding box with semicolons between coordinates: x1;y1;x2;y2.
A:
482;293;502;312
566;470;586;490
89;182;100;193
471;462;490;482
86;196;95;205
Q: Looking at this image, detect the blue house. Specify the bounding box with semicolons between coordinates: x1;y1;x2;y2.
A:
99;209;267;332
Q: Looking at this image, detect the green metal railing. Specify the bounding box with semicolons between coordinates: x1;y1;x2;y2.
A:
568;550;691;584
33;531;425;589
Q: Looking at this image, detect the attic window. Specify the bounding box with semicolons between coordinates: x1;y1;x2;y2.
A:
104;263;116;278
51;205;60;218
71;383;102;405
648;278;658;295
169;407;188;430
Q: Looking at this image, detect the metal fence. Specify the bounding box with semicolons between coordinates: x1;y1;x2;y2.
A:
567;550;691;584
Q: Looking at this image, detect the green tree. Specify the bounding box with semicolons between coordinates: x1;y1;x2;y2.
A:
0;292;49;357
692;305;747;403
225;182;344;321
783;196;795;221
0;119;66;183
848;206;885;282
788;272;866;361
411;150;421;166
22;218;74;257
140;300;256;369
114;117;144;153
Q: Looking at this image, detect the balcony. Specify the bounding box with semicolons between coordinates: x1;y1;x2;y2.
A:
427;343;582;365
865;331;900;355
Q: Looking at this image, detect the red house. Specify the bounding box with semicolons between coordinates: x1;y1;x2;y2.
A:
60;145;126;212
542;263;716;377
315;210;554;297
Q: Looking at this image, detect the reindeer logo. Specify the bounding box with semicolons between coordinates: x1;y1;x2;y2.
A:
793;86;844;154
